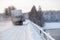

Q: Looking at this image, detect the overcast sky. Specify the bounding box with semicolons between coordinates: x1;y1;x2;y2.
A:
0;0;60;13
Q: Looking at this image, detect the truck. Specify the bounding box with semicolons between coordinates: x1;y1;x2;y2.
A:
11;10;24;25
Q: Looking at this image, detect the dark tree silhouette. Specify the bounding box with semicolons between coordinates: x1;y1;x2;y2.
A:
29;5;44;27
5;6;16;17
5;8;8;16
29;5;38;23
37;6;44;27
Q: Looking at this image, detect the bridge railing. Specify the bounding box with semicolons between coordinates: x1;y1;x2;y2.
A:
29;21;55;40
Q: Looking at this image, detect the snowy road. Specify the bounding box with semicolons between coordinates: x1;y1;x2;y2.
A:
0;20;42;40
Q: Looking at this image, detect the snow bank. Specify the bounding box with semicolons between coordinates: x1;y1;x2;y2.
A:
44;22;60;29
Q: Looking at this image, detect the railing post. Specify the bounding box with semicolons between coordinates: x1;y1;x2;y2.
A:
46;33;51;40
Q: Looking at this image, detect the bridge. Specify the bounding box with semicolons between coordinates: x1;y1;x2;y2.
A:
0;20;55;40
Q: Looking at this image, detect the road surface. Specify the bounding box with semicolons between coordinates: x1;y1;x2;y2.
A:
0;20;43;40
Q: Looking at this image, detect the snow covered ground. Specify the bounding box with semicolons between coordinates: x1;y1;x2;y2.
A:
44;22;60;29
43;22;60;40
0;20;43;40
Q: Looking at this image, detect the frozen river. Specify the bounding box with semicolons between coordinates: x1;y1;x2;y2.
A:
44;22;60;40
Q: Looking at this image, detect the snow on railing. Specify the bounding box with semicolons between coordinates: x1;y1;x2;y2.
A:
29;21;55;40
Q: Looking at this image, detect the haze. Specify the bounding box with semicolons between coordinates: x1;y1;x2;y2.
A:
0;0;60;13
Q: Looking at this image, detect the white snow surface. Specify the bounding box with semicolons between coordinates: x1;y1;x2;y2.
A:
44;22;60;29
0;20;42;40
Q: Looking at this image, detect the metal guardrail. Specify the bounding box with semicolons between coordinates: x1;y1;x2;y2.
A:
29;21;55;40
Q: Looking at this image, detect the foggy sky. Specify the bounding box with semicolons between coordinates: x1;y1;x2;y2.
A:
0;0;60;13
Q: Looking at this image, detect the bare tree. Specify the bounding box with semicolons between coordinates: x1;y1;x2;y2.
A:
5;6;16;17
5;8;8;16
